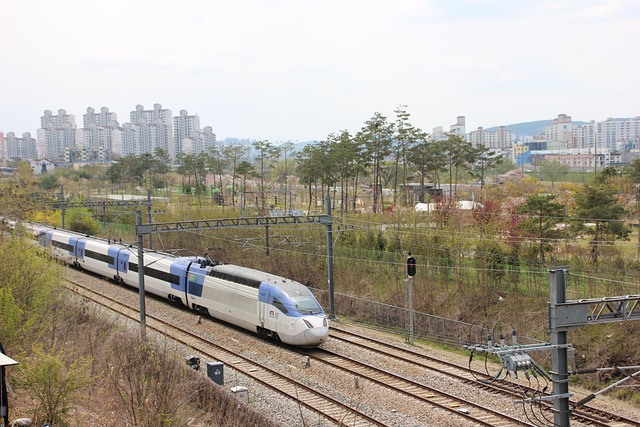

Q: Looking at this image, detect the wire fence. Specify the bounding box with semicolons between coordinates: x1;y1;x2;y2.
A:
312;288;544;348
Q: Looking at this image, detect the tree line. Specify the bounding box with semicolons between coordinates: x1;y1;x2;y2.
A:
24;104;640;265
296;106;503;214
101;106;505;214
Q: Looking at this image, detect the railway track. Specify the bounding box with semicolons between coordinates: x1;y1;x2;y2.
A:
328;323;640;427
63;278;383;427
61;269;640;426
301;346;534;427
64;275;532;426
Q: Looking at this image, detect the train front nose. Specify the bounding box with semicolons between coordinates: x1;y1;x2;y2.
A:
304;326;329;345
302;316;329;346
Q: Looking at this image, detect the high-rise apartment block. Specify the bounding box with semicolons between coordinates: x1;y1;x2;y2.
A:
202;126;217;150
125;103;175;160
9;104;217;164
571;121;595;149
173;110;218;156
450;116;466;136
468;126;513;149
174;110;205;155
37;109;77;163
5;132;38;160
596;117;640;151
545;114;640;151
78;107;122;162
545;114;573;146
0;132;6;165
431;116;466;141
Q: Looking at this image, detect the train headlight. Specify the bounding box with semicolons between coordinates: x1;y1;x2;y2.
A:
303;319;313;329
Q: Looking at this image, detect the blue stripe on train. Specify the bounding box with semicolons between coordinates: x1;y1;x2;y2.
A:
169;258;206;297
258;283;304;318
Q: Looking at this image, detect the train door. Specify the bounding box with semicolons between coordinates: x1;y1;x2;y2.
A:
74;239;86;267
258;284;278;336
44;230;54;248
185;263;208;311
108;246;130;282
69;237;78;255
258;286;269;328
117;250;129;274
186;265;206;298
169;258;192;307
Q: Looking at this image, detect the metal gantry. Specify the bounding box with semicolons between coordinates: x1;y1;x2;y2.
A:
552;294;640;328
135;214;329;235
466;268;640;427
548;268;640;426
48;185;153;246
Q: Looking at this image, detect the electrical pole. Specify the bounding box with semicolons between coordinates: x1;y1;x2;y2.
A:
60;184;65;229
325;196;335;319
549;267;571;427
135;211;147;341
147;189;152;248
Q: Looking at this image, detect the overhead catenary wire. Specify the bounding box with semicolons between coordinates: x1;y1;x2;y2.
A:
165;224;640;295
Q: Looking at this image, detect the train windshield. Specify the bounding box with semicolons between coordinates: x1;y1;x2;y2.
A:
290;296;324;315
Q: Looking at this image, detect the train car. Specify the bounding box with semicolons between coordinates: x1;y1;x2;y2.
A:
18;222;329;347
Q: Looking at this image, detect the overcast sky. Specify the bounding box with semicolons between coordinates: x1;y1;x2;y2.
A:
1;0;638;142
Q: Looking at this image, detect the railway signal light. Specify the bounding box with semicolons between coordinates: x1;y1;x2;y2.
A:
407;253;416;277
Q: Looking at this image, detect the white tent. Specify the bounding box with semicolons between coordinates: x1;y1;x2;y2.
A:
415;200;483;212
0;353;18;367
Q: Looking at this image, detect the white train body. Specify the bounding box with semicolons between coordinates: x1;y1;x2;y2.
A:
26;223;329;347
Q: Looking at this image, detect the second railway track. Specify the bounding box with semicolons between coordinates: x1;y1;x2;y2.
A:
328;325;640;427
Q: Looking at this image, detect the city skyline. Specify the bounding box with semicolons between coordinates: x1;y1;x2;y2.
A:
3;107;638;164
3;102;639;143
1;1;639;142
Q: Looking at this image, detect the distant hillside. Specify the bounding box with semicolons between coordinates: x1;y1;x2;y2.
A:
487;120;550;137
486;119;589;137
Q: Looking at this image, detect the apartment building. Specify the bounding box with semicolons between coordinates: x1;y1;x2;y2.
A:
202;126;217;151
77;107;122;162
36;109;77;162
572;121;595;149
174;109;205;155
431;116;466;141
450;116;466;136
545;114;573;147
596;117;640;151
468;126;513;149
5;132;38;160
0;132;6;165
126;104;175;160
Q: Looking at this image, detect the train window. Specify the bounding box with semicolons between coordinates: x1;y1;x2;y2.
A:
208;270;261;288
272;297;288;314
291;296;323;315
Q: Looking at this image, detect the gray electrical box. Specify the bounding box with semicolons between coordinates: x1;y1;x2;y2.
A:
231;386;249;403
207;361;224;386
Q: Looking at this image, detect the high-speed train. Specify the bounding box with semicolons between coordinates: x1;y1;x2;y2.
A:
18;222;329;347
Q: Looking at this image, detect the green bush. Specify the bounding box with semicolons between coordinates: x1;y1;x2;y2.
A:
64;208;99;235
0;232;62;349
18;344;91;426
